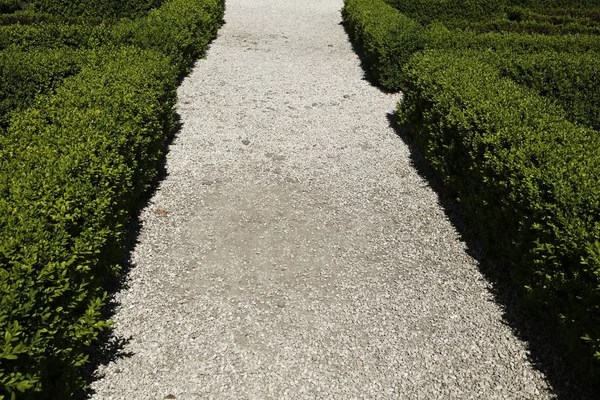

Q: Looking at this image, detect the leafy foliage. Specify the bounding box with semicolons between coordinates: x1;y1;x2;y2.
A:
29;0;165;19
0;0;224;397
0;0;21;14
397;49;600;380
495;50;600;131
109;0;226;74
0;46;176;400
0;0;225;74
0;47;88;130
463;6;600;35
342;0;600;92
382;0;504;25
341;0;423;91
342;0;600;382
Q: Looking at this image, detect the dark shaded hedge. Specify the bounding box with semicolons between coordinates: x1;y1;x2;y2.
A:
342;0;600;382
342;0;600;92
504;0;600;10
0;47;88;130
496;51;600;132
0;0;21;14
462;6;600;35
382;0;600;25
398;49;600;382
29;0;165;19
382;0;504;25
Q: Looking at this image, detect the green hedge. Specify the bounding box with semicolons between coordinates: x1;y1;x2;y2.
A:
341;0;600;91
504;0;600;10
397;49;600;380
0;22;110;50
29;0;164;19
382;0;504;24
0;0;225;397
109;0;225;74
0;0;21;14
0;11;107;27
496;51;600;131
423;23;600;53
455;4;600;35
382;0;600;23
0;47;88;130
0;0;225;75
0;46;177;399
341;0;422;91
464;18;600;35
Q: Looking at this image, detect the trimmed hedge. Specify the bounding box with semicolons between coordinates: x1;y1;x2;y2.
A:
464;18;600;35
0;22;110;50
0;0;225;75
341;0;600;91
0;46;177;399
454;4;600;35
397;49;600;379
109;0;225;74
423;23;600;53
382;0;600;24
0;0;225;397
0;11;106;27
0;47;88;130
505;0;600;10
29;0;164;19
382;0;504;25
341;0;422;91
496;51;600;131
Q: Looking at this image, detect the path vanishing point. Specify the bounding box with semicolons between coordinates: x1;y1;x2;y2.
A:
91;0;554;398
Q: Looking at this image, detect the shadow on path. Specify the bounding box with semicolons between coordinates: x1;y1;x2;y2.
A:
341;10;597;395
76;19;227;398
387;112;598;400
75;115;184;400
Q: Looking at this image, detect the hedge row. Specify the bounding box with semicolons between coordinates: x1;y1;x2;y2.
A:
504;0;600;10
397;49;600;381
0;0;225;73
382;0;504;25
342;0;600;91
29;0;164;19
341;0;422;91
0;21;107;50
109;0;225;74
0;10;107;27
0;0;224;122
454;5;600;34
465;18;600;35
0;47;176;399
495;51;600;131
0;0;224;397
0;47;88;130
382;0;600;25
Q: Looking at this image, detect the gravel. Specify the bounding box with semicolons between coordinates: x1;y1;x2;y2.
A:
90;0;555;398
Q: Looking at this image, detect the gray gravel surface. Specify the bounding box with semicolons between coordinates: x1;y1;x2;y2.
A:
90;0;555;398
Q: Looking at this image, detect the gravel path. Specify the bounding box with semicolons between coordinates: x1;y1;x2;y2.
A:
91;0;554;398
